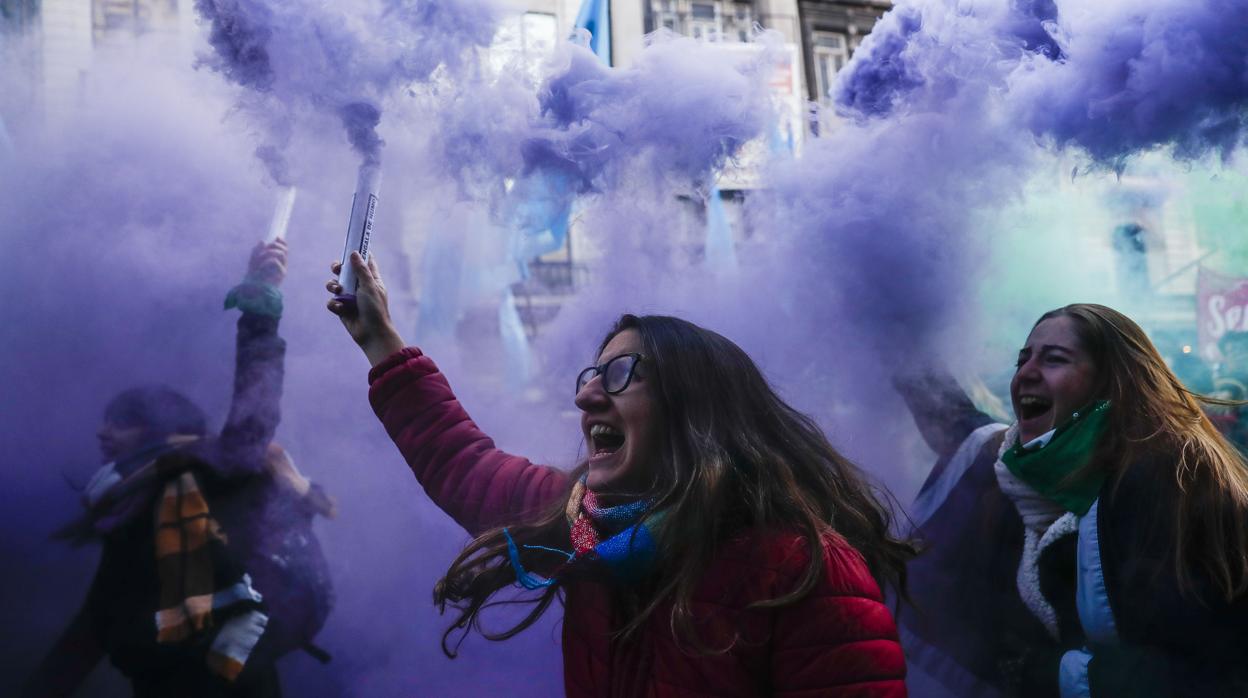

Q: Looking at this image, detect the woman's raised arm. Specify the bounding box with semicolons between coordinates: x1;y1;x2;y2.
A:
329;252;567;534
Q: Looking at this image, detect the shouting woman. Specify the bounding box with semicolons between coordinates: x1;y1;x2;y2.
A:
328;252;913;697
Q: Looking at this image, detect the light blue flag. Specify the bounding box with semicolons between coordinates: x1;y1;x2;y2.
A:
509;170;574;278
493;0;612;376
505;0;612;274
507;0;608;278
498;287;534;389
768;120;795;156
416;225;464;341
574;0;611;66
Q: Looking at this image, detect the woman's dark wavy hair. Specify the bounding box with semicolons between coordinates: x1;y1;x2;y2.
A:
433;314;916;655
104;385;207;439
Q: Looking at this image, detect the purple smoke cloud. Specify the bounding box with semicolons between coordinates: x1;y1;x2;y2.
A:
421;34;772;233
5;0;1248;694
194;0;276;91
1014;0;1248;161
526;36;771;191
731;0;1248;488
1007;0;1062;59
339;102;384;168
194;0;502;175
0;15;775;698
833;6;925;119
809;0;1248;371
838;0;1248;161
0;48;571;695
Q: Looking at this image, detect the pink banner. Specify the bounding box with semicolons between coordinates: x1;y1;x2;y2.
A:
1198;267;1248;360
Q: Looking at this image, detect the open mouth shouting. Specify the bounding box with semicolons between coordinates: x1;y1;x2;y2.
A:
1014;393;1058;442
589;423;625;462
1015;394;1053;422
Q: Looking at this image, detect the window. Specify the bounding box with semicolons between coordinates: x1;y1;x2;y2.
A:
648;0;752;43
92;0;177;40
812;32;850;105
491;11;557;79
732;3;753;41
654;0;679;32
688;2;721;41
522;12;557;57
691;3;717;19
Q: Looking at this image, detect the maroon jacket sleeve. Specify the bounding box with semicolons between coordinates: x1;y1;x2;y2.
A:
367;347;570;536
770;535;908;698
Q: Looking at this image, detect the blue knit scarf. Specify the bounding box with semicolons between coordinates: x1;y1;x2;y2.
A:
504;477;659;589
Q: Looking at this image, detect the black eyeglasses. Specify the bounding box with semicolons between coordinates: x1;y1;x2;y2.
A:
576;353;645;396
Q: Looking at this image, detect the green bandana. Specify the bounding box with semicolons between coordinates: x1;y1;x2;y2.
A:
1001;401;1111;515
223;279;283;318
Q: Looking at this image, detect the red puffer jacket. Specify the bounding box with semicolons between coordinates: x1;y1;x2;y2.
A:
369;348;908;698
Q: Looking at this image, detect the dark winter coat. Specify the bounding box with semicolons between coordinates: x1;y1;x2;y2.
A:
369;347;909;698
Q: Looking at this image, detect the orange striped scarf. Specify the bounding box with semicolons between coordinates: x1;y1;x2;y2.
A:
154;470;267;682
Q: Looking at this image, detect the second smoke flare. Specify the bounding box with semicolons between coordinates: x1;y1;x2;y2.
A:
336;165;381;301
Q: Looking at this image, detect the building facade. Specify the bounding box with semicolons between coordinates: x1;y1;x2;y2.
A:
2;0;894;344
1;0;186;129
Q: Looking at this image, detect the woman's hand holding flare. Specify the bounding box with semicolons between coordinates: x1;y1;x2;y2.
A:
327;252;406;367
249;238;288;286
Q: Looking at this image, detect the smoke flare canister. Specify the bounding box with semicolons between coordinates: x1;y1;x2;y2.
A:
265;186;298;242
336;165;381;300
